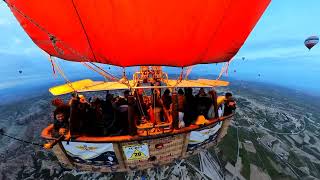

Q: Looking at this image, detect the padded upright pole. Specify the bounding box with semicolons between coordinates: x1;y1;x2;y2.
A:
209;90;218;118
128;95;137;135
172;92;179;129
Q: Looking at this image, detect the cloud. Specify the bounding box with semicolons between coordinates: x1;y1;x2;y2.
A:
0;18;11;26
13;37;22;44
0;46;40;57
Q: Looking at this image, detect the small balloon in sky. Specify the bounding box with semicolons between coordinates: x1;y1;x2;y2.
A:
234;70;237;73
19;70;22;74
304;36;319;50
258;74;261;77
242;57;245;60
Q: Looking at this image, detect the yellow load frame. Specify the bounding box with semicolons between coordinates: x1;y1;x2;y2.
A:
49;79;229;96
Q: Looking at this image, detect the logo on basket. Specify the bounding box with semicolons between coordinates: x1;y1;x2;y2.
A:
76;145;98;151
123;143;150;160
129;149;147;159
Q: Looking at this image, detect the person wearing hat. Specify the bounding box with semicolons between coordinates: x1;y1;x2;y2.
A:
223;92;236;116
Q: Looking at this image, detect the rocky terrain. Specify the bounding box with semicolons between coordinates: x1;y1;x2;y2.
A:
0;80;319;179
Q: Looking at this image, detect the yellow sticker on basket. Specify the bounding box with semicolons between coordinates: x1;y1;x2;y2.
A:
122;143;149;160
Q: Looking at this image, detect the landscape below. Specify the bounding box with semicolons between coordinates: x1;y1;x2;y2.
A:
0;79;319;180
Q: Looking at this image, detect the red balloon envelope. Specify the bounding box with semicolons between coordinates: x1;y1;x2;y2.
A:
6;0;270;67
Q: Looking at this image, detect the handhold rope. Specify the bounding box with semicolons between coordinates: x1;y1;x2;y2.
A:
0;128;43;147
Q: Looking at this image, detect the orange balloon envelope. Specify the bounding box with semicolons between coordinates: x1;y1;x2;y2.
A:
7;0;270;67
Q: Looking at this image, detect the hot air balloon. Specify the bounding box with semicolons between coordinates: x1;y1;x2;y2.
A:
242;57;245;61
5;0;270;172
304;36;319;50
18;70;22;74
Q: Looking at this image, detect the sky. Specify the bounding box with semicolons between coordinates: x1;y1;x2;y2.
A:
0;0;320;95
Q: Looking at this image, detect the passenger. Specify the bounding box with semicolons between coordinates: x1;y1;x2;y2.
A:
68;92;78;106
53;111;69;138
112;90;130;135
177;89;185;128
195;88;212;119
51;98;70;137
69;94;90;134
183;88;197;126
153;81;162;95
150;89;163;124
91;97;105;136
207;91;217;119
52;98;70;123
196;88;208;98
161;89;172;110
101;93;115;135
223;92;236;116
177;89;184;112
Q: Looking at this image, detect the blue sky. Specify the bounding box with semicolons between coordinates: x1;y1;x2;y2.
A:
0;0;320;95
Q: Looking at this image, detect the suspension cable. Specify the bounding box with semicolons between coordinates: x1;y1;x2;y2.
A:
89;62;119;80
81;62;117;81
4;0;51;36
217;62;228;80
48;56;76;92
217;57;235;80
184;66;193;80
172;67;184;88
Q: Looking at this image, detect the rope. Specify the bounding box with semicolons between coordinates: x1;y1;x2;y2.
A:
199;150;224;180
89;62;119;80
218;57;235;80
179;67;184;82
0;130;43;147
184;66;193;80
48;56;76;92
185;160;209;180
172;68;184;88
217;62;227;80
49;55;56;76
4;0;51;36
135;90;146;117
81;62;117;81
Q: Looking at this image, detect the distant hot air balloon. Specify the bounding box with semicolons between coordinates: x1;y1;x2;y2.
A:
258;74;261;77
304;36;319;50
242;57;245;61
234;70;237;73
19;70;22;74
